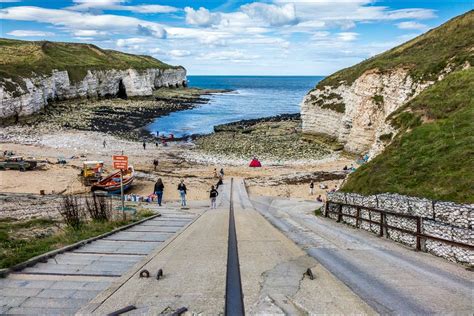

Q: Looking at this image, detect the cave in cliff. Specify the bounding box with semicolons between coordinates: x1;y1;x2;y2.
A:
117;79;127;99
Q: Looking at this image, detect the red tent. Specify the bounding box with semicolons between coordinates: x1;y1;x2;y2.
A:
249;158;262;167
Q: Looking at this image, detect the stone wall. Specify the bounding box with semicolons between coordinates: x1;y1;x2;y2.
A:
0;67;187;119
325;192;473;265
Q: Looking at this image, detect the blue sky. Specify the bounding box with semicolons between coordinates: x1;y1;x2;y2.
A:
1;0;472;75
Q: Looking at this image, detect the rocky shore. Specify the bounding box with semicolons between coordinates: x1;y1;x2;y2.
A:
193;114;335;163
0;87;228;142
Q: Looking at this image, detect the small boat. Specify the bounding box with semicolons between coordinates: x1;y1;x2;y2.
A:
91;166;135;194
0;156;37;171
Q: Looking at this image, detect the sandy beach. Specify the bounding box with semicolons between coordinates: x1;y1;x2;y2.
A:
1;128;352;206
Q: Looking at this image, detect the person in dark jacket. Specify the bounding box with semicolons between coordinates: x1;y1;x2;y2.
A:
177;179;187;207
154;178;164;206
210;185;218;209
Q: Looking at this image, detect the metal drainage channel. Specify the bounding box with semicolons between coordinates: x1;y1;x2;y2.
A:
225;178;245;316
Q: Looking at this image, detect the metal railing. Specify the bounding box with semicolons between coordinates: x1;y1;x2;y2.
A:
325;201;474;251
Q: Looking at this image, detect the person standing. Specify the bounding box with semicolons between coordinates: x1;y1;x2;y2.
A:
154;178;164;206
143;141;146;150
309;181;314;195
103;140;107;148
219;168;224;178
213;168;218;178
210;185;218;209
153;159;159;171
177;179;187;207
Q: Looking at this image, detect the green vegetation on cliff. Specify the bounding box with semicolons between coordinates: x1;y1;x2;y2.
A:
342;68;474;203
317;10;474;88
0;38;177;85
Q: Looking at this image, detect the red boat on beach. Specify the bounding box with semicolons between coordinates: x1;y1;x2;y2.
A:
91;166;135;194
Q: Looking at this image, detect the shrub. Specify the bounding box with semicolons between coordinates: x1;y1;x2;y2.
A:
85;194;112;222
60;195;84;230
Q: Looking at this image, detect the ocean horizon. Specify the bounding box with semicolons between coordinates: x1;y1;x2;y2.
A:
147;75;324;137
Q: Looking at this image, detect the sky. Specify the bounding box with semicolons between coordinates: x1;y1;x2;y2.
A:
0;0;472;75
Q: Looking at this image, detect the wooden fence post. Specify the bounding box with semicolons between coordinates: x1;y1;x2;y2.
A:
337;204;342;222
356;207;360;228
416;217;421;251
379;212;384;237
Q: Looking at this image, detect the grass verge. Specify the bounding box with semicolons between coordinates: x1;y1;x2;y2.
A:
342;68;474;203
0;211;155;269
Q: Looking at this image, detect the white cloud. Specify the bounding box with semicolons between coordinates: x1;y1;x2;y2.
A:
396;21;428;30
337;32;358;41
184;7;221;27
201;50;259;62
128;5;178;14
7;30;54;37
0;6;167;38
240;3;298;27
68;0;178;14
384;9;435;20
169;49;191;57
73;30;108;37
116;37;147;47
311;31;330;39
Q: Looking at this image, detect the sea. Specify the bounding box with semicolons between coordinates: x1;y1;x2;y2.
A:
146;76;323;138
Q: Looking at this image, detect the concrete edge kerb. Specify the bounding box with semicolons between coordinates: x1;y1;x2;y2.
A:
0;213;162;278
77;210;204;315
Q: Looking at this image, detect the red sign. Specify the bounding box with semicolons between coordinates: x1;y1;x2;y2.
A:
113;155;128;170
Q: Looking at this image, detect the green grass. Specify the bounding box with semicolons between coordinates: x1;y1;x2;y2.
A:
316;10;474;88
0;214;153;269
321;102;345;113
0;38;179;88
342;68;474;203
314;207;323;216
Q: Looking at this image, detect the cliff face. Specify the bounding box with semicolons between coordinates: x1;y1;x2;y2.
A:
301;68;431;155
301;10;473;156
0;67;186;119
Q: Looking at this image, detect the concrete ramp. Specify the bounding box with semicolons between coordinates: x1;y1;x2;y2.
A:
0;208;196;315
81;179;374;315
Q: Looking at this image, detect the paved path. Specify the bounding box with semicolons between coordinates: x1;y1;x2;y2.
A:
0;207;196;315
251;196;474;315
83;179;374;315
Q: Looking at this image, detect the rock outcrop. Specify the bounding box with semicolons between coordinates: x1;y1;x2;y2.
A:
301;68;431;156
301;11;473;157
0;67;186;119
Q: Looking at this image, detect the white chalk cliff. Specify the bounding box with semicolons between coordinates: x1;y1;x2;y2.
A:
301;68;433;156
0;67;186;119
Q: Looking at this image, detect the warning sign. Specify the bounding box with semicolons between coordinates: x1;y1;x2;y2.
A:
113;155;128;170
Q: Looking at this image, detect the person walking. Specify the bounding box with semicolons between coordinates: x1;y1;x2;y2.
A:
154;178;164;206
153;159;159;171
309;181;314;195
219;168;224;178
143;141;146;150
103;140;106;148
210;185;218;209
213;168;218;178
177;179;187;207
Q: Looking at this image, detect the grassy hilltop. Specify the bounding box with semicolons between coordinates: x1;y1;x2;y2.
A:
317;10;474;88
0;38;177;86
337;11;474;203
